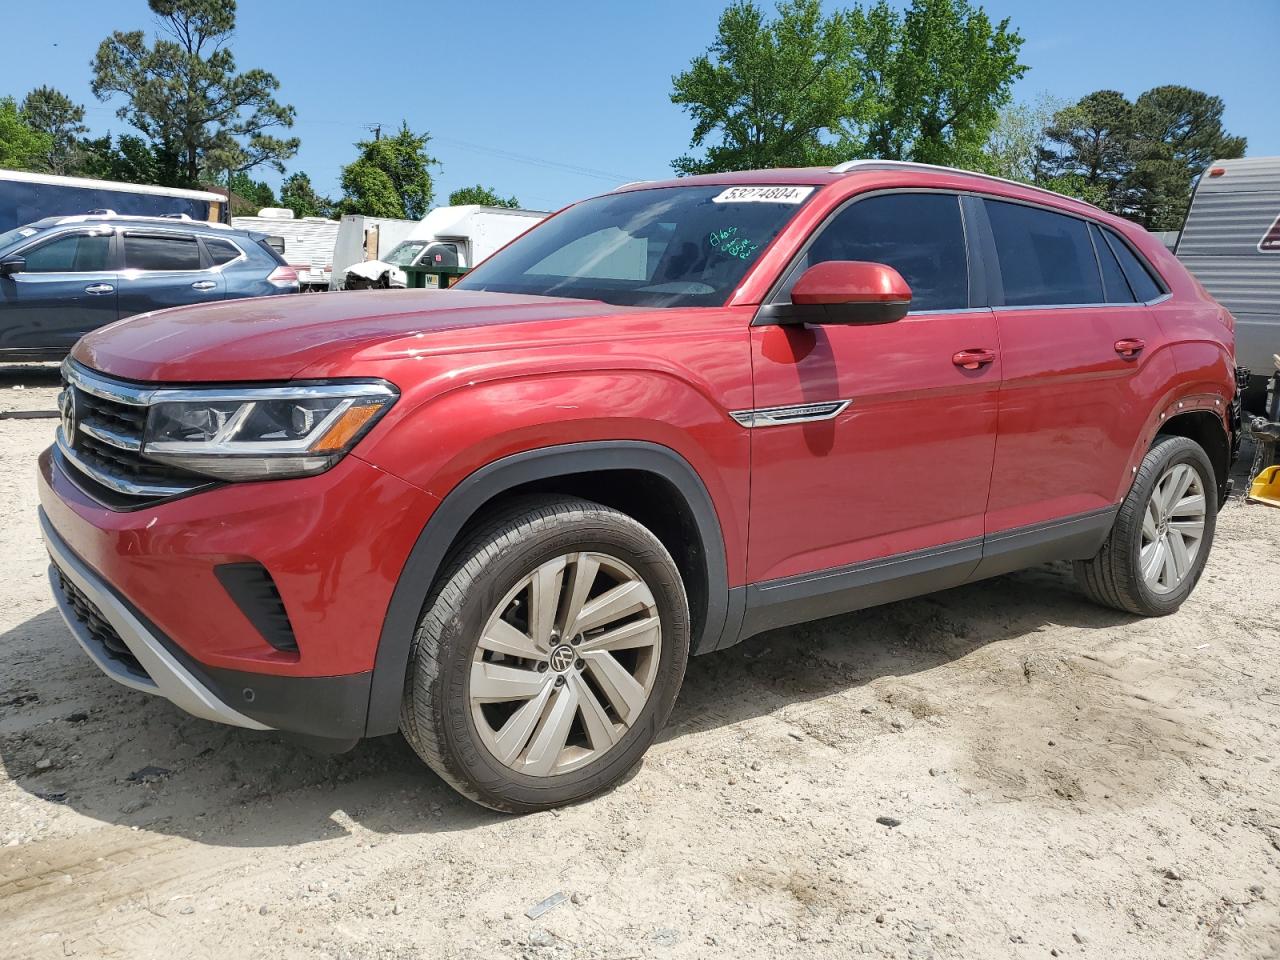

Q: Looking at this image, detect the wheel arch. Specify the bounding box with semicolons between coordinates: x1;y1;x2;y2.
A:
364;441;739;736
1156;409;1231;507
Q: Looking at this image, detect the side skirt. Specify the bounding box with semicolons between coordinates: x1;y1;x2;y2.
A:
732;506;1118;646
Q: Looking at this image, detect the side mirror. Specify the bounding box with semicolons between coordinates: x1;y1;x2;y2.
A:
757;260;912;326
0;255;26;278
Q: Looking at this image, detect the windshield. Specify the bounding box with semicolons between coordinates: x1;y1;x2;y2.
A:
0;225;40;251
383;241;429;266
454;184;816;307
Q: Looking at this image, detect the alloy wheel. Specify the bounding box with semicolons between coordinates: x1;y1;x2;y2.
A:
468;552;662;776
1140;462;1207;594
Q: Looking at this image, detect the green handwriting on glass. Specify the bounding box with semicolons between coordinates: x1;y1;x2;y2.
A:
708;226;759;261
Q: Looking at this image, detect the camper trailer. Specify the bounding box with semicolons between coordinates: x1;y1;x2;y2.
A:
1176;156;1280;412
231;208;339;291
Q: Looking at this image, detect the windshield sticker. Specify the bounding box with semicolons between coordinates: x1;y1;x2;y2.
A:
711;185;814;205
708;225;760;260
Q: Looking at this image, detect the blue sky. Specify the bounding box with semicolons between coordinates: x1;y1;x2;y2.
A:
2;0;1275;211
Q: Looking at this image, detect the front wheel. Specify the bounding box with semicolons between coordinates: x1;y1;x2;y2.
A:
1074;435;1217;616
400;496;690;812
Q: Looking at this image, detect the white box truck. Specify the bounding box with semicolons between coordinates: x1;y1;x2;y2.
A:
340;205;547;289
329;214;421;291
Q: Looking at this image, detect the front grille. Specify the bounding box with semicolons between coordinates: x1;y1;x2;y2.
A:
54;566;150;682
57;364;212;509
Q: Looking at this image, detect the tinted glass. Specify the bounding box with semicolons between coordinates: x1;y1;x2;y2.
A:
456;185;815;307
124;234;201;271
779;193;969;311
23;232;111;273
1102;228;1163;302
986;200;1103;306
1089;223;1134;302
204;238;241;266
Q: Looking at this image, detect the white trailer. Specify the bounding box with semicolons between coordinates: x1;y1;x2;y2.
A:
328;214;421;290
1176;156;1280;412
341;205;547;289
231;208;340;291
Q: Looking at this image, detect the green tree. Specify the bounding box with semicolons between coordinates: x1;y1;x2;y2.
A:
90;0;299;187
228;171;276;215
20;86;88;175
448;184;520;208
78;133;183;185
280;171;334;219
1127;85;1245;229
978;94;1063;183
670;0;856;174
849;0;1027;166
0;97;53;171
337;123;438;219
1036;90;1135;209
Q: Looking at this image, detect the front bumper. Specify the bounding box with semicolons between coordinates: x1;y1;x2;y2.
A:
44;509;269;730
38;443;439;739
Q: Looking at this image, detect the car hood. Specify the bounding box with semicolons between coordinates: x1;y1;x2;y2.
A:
72;289;639;383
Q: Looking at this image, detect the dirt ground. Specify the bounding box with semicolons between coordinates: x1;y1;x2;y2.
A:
1;364;1277;960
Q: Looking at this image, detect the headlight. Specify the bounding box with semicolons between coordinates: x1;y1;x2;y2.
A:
142;381;397;481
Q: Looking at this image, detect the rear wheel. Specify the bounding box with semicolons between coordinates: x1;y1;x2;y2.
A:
400;496;689;812
1074;435;1216;616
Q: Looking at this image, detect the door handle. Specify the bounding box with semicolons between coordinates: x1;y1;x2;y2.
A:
191;280;217;291
84;283;113;295
952;348;996;370
1114;338;1145;359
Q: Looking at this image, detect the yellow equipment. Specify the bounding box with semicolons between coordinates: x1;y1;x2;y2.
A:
1247;465;1280;508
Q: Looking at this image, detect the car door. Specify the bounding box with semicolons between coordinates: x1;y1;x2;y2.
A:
0;228;119;354
116;230;225;317
975;198;1172;545
743;191;1000;629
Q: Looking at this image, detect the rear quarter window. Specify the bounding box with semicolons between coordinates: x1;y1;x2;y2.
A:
1101;228;1165;302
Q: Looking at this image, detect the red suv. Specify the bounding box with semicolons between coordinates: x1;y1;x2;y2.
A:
39;161;1237;811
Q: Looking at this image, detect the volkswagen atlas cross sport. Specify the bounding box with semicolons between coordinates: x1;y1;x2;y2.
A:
39;161;1237;812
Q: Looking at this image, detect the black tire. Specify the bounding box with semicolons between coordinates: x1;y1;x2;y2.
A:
1074;435;1217;616
399;496;690;813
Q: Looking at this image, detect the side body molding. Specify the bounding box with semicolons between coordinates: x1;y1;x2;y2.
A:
365;441;739;736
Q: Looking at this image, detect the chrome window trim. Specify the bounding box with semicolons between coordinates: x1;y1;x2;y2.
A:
730;400;852;428
12;226;116;276
119;228;226;275
991;293;1171;312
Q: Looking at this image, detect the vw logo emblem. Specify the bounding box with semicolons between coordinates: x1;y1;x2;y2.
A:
59;388;78;447
548;644;576;672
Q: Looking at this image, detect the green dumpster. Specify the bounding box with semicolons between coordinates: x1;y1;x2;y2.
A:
402;264;469;289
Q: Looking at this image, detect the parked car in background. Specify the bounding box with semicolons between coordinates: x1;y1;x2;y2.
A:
0;213;298;360
1175;156;1280;413
39;162;1235;813
340;205;546;289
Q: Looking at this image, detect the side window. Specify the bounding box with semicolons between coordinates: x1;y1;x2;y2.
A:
123;233;202;271
985;199;1103;306
204;238;241;266
1101;228;1164;302
779;193;969;312
1089;223;1135;303
22;232;112;273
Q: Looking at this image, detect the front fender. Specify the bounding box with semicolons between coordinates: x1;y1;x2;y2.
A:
360;440;744;736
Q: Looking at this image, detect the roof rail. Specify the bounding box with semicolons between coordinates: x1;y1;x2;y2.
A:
829;159;1100;208
53;213;232;229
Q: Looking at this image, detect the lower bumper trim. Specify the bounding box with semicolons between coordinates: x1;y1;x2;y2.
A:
42;508;271;731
